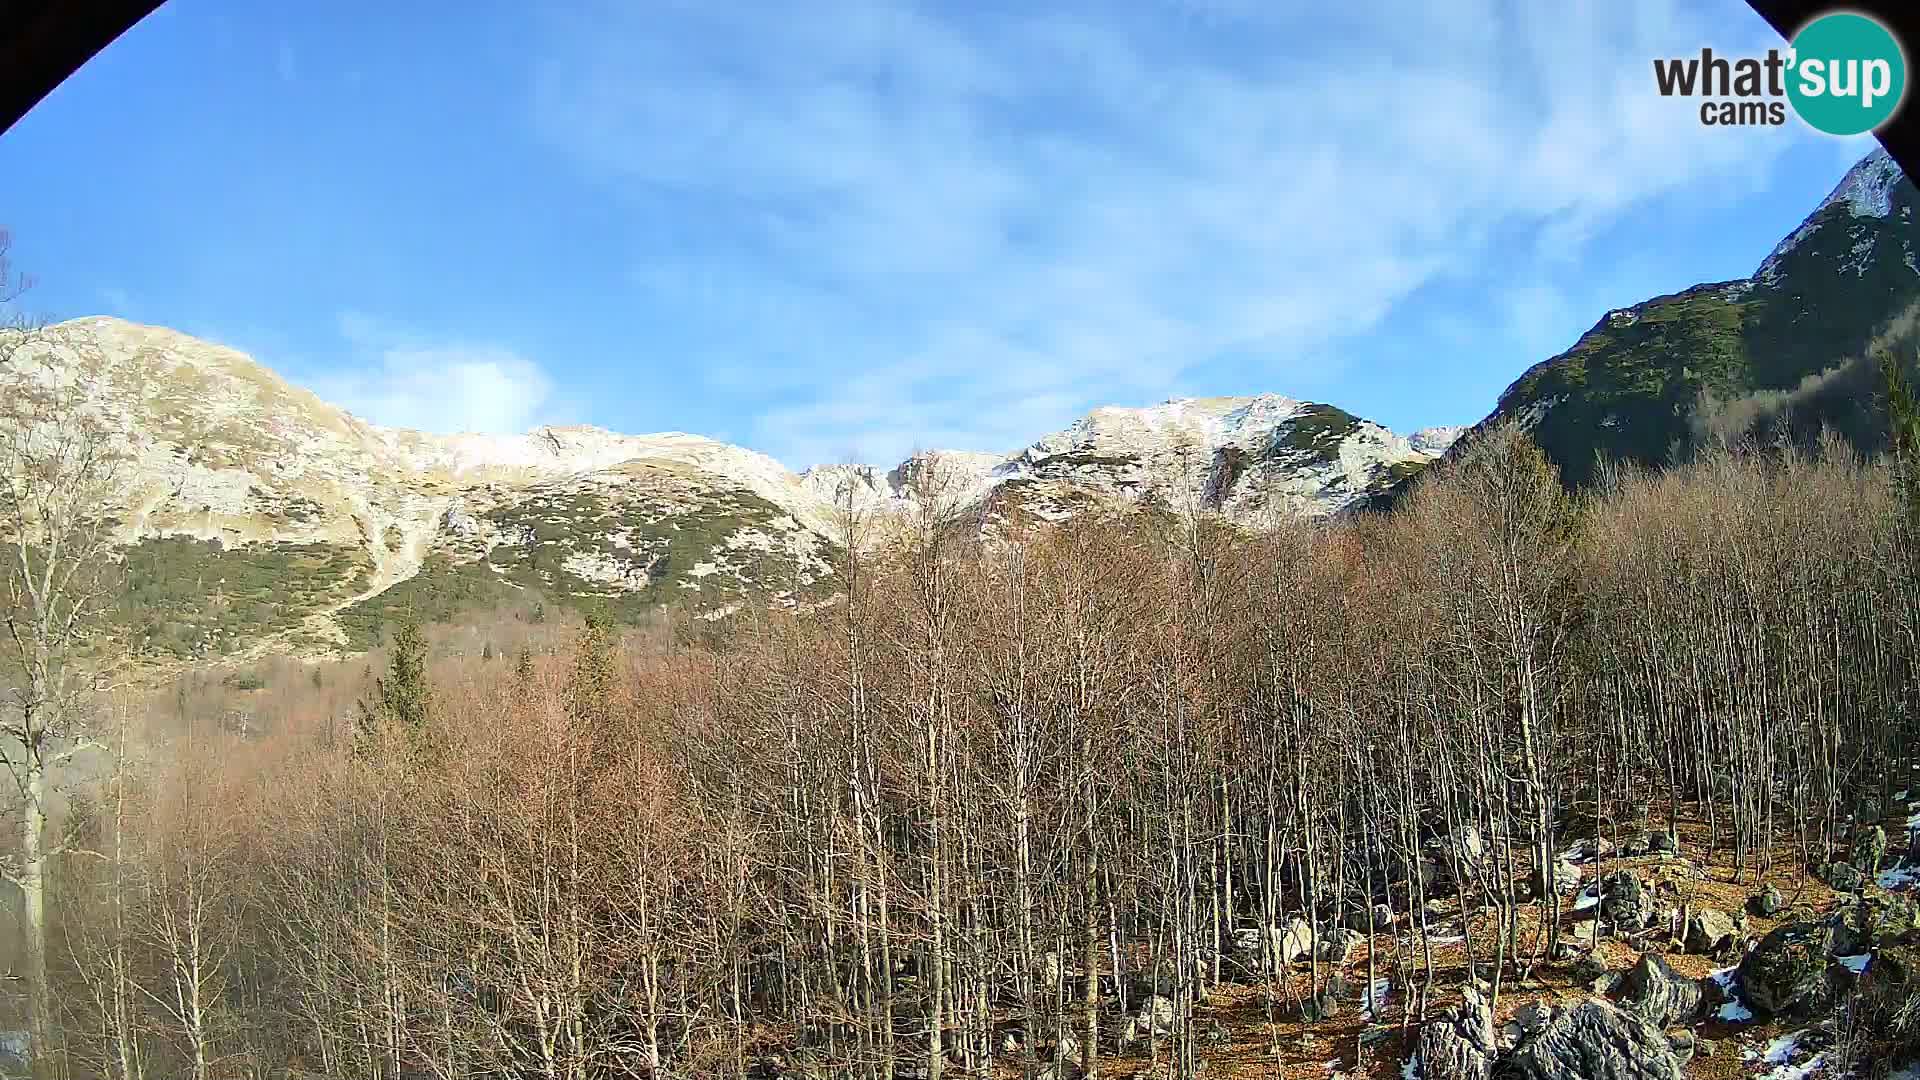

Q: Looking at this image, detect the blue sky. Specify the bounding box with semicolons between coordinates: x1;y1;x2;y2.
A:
0;0;1890;469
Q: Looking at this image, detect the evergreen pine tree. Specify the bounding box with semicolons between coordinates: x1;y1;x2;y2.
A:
355;618;432;756
569;608;619;731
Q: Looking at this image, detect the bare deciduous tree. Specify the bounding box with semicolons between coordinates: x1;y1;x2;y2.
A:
0;320;143;1073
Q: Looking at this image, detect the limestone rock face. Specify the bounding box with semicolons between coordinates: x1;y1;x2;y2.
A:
1598;870;1650;928
1414;987;1497;1080
1684;908;1739;957
1616;952;1703;1028
1500;1000;1683;1080
11;317;1449;660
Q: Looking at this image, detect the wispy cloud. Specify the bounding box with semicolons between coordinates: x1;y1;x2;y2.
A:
308;312;560;435
530;0;1802;468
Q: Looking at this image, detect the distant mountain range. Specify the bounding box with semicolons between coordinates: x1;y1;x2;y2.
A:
8;317;1452;660
9;148;1913;660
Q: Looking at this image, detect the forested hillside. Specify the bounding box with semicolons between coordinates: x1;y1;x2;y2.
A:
6;154;1920;1080
8;8;1920;1080
33;416;1920;1080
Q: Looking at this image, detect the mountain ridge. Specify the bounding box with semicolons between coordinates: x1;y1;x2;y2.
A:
1383;146;1920;497
29;147;1914;658
7;315;1448;659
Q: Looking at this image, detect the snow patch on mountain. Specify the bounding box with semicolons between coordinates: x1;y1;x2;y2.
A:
988;394;1440;519
15;316;1469;652
798;450;1007;524
49;319;1453;540
1759;147;1903;281
1411;426;1466;456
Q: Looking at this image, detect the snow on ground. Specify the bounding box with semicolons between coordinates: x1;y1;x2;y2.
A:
1710;966;1755;1022
1881;863;1920;890
1749;1030;1828;1080
1360;977;1392;1020
1571;885;1600;912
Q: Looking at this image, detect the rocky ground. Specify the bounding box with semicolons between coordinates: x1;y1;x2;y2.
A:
967;805;1920;1080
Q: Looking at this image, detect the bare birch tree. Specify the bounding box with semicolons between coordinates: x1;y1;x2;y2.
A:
0;321;144;1074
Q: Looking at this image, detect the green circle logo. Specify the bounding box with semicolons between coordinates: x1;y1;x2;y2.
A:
1787;12;1907;136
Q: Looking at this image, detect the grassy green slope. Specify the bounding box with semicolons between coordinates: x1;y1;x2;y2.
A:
337;465;838;649
1464;157;1919;490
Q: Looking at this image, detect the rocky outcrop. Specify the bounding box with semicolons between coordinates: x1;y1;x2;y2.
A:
1498;1000;1683;1080
1570;949;1609;991
1233;918;1314;966
1410;148;1920;495
1563;837;1614;864
1317;928;1364;964
1683;908;1738;957
1011;396;1443;520
1120;996;1176;1046
1616;952;1703;1028
1867;893;1920;938
1737;918;1847;1016
20;317;1459;663
1597;870;1650;928
1435;827;1489;885
1496;1000;1558;1053
1414;987;1497;1080
1542;856;1582;897
1824;860;1866;892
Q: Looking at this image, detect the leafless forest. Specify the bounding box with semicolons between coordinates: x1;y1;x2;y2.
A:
10;410;1917;1080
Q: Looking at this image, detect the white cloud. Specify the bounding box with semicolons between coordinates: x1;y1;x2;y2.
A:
530;0;1816;467
309;312;557;435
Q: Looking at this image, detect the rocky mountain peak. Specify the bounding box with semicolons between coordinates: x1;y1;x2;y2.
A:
10;318;1443;658
1390;146;1920;500
1758;146;1906;281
